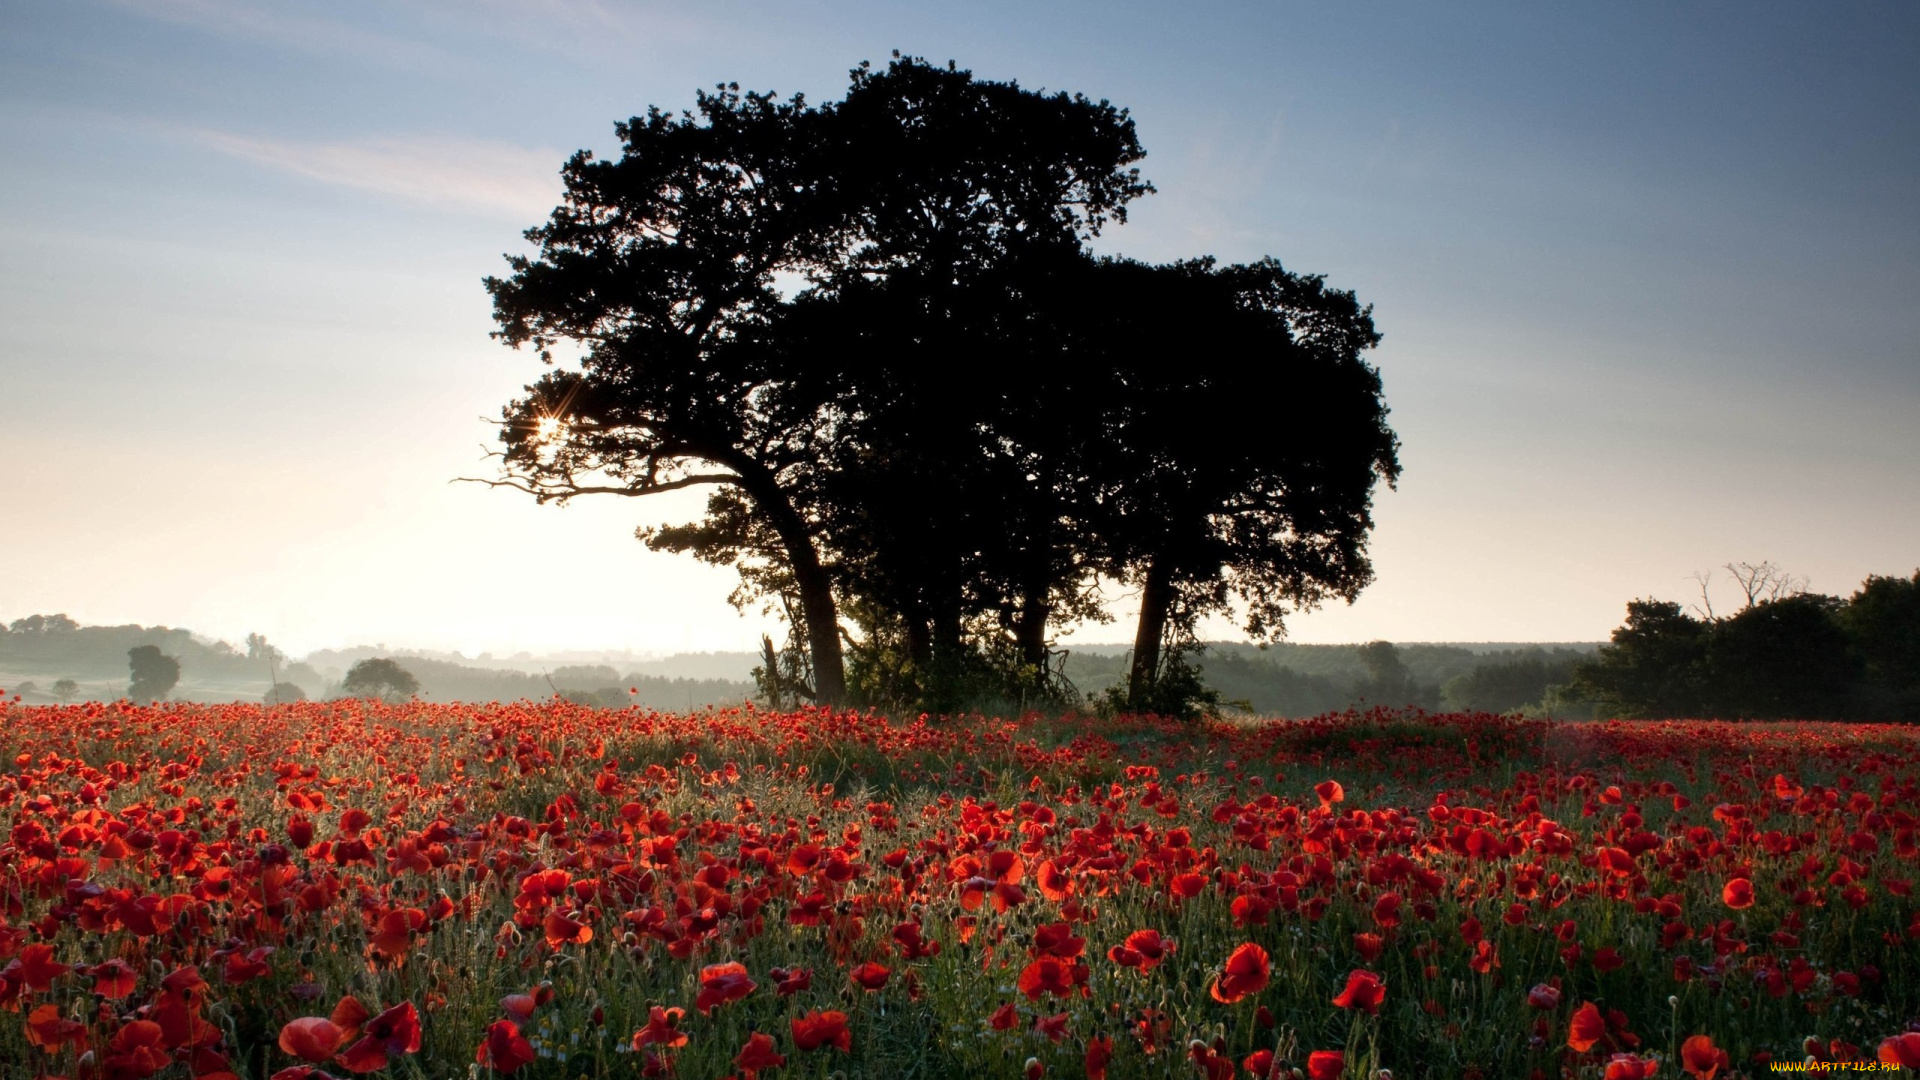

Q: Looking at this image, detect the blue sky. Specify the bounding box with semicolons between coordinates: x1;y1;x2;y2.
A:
2;0;1915;655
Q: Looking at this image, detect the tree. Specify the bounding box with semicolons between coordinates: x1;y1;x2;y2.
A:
1840;570;1920;721
341;658;420;701
9;613;79;634
1064;258;1397;709
127;645;180;703
245;632;285;665
1566;600;1711;718
480;57;1149;709
1706;593;1854;719
51;678;79;704
263;682;307;705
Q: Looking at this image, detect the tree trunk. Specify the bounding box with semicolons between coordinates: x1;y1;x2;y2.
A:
1128;554;1173;707
729;462;847;706
1015;579;1051;688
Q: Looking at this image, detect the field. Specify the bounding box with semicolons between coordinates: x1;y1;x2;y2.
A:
2;701;1918;1080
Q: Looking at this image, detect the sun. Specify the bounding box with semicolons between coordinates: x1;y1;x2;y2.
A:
533;415;565;443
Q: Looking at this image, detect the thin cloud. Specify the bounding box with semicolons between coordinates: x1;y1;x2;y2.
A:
108;0;445;68
196;132;565;221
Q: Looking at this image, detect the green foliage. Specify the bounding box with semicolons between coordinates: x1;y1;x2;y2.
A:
340;657;421;701
1093;643;1225;721
126;644;180;703
1569;570;1920;720
1440;648;1587;714
1842;570;1920;721
263;681;306;705
1567;600;1712;718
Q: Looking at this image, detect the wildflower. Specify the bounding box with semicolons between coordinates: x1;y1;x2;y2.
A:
1721;878;1755;910
696;962;756;1014
1603;1053;1659;1080
733;1031;785;1078
1307;1051;1345;1080
850;961;891;990
335;1002;420;1073
1568;1002;1607;1052
632;1007;688;1050
278;1017;346;1063
791;1009;851;1052
1681;1034;1729;1080
1109;928;1174;971
1332;969;1386;1015
476;1020;537;1075
1210;943;1271;1004
1086;1035;1114;1080
1879;1033;1920;1069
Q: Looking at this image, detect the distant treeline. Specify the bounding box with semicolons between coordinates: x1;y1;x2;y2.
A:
1567;569;1920;722
0;616;755;709
1060;641;1594;718
373;658;752;711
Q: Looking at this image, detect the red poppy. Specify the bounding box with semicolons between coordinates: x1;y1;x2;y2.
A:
1170;872;1207;898
330;997;370;1042
990;1002;1020;1030
1315;780;1344;806
1190;1041;1234;1080
850;961;891;990
1017;956;1087;1000
1032;922;1086;959
543;909;593;947
16;944;70;992
1306;1050;1345;1080
1682;1034;1730;1080
791;1009;851;1052
24;1003;88;1051
1243;1048;1275;1079
768;967;812;996
1209;943;1271;1004
1086;1035;1114;1080
1034;1012;1070;1042
633;1006;689;1050
1353;931;1383;963
475;1020;537;1075
696;962;757;1014
278;1017;345;1063
1109;928;1174;971
1721;878;1755;909
1331;969;1385;1015
1528;983;1562;1010
91;956;139;999
733;1031;786;1078
1878;1033;1920;1069
1604;1053;1659;1080
1568;1001;1607;1052
336;1002;420;1073
1037;859;1074;901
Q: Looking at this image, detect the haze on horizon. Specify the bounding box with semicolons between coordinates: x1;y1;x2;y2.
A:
2;1;1915;658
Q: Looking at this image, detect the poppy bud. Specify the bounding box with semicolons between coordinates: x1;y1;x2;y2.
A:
1024;1057;1044;1080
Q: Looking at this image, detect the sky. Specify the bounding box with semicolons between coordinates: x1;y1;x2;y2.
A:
1;0;1915;657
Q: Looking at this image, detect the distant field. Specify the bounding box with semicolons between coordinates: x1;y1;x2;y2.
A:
2;703;1916;1078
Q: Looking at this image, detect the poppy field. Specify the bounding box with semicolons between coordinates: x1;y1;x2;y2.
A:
2;700;1919;1080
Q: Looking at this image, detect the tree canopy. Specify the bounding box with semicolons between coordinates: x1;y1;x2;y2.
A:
127;645;180;703
1569;569;1920;721
481;56;1397;714
341;658;421;702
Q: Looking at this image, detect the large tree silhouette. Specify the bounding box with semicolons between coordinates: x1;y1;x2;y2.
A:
1064;258;1399;707
482;57;1148;706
